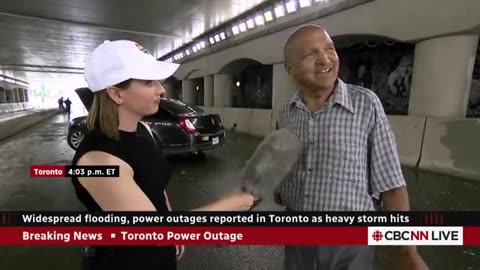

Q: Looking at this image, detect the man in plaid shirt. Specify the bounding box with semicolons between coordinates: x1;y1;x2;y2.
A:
276;24;429;270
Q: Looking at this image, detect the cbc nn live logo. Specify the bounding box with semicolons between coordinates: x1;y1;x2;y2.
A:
368;227;464;246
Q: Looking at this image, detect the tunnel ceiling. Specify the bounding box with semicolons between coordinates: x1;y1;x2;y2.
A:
0;0;269;85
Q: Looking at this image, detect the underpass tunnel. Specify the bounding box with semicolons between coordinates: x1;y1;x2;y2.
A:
0;0;480;270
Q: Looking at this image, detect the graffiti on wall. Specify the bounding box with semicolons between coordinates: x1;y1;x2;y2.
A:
337;41;414;115
467;40;480;118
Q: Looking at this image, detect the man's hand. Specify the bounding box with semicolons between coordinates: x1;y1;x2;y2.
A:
395;247;429;270
397;251;429;270
381;188;429;270
176;244;185;260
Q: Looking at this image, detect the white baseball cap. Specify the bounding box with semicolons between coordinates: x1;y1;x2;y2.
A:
84;40;180;92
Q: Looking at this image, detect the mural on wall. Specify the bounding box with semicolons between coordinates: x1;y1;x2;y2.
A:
337;41;415;115
233;65;273;109
467;40;480;118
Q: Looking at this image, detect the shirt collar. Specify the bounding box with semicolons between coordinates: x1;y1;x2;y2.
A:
333;79;354;113
289;79;354;114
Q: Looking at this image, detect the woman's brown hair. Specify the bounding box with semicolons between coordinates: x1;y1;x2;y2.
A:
86;79;132;139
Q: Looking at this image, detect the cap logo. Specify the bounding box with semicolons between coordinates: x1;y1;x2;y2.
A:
135;42;152;56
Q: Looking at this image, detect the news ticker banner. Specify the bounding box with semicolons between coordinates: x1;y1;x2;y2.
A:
2;211;480;226
30;165;119;177
0;212;479;246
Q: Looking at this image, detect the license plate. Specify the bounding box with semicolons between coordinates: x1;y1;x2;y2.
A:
212;137;219;145
202;136;209;141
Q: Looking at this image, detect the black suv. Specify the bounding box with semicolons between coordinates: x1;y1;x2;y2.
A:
67;87;226;155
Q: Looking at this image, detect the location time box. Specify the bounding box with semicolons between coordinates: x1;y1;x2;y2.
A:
65;166;119;177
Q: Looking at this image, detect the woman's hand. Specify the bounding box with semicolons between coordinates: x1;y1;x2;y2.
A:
194;190;259;211
213;191;257;211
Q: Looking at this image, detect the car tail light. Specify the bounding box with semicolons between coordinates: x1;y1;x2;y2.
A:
179;116;196;133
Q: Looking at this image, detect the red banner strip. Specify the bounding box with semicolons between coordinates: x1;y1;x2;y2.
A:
1;226;479;246
30;165;65;177
463;227;480;246
0;226;367;246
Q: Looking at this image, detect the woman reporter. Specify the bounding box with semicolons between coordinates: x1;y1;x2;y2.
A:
71;40;256;270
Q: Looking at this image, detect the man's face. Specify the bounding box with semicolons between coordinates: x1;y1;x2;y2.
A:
286;28;339;92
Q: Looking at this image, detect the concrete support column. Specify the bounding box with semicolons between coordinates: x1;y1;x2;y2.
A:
0;89;6;103
271;63;297;130
13;88;20;102
204;75;214;107
164;83;174;98
182;80;195;104
213;74;233;107
18;88;25;102
273;63;297;110
24;89;29;102
409;34;479;118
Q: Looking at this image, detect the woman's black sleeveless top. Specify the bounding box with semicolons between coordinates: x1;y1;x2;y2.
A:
70;124;176;269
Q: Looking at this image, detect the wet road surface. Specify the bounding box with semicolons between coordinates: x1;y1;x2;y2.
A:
0;114;479;270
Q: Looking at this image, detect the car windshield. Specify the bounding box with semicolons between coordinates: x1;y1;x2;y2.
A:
161;99;201;115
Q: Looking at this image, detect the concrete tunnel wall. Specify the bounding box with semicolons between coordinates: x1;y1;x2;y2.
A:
0;109;59;142
173;0;480;181
0;74;53;141
173;0;480;79
419;118;480;181
0;79;34;113
0;102;38;114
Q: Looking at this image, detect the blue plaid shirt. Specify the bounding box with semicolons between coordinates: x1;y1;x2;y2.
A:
278;79;406;211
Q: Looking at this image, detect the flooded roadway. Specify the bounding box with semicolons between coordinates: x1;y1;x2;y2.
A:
0;114;479;270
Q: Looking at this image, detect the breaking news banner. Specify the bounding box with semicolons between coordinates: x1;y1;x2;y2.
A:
0;211;479;246
29;165;119;177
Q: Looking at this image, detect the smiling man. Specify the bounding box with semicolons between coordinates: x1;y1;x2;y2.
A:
276;24;429;270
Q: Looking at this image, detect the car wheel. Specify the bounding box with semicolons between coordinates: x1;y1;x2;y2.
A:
68;128;85;150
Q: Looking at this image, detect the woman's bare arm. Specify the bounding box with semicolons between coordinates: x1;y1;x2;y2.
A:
77;151;255;212
76;151;157;211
